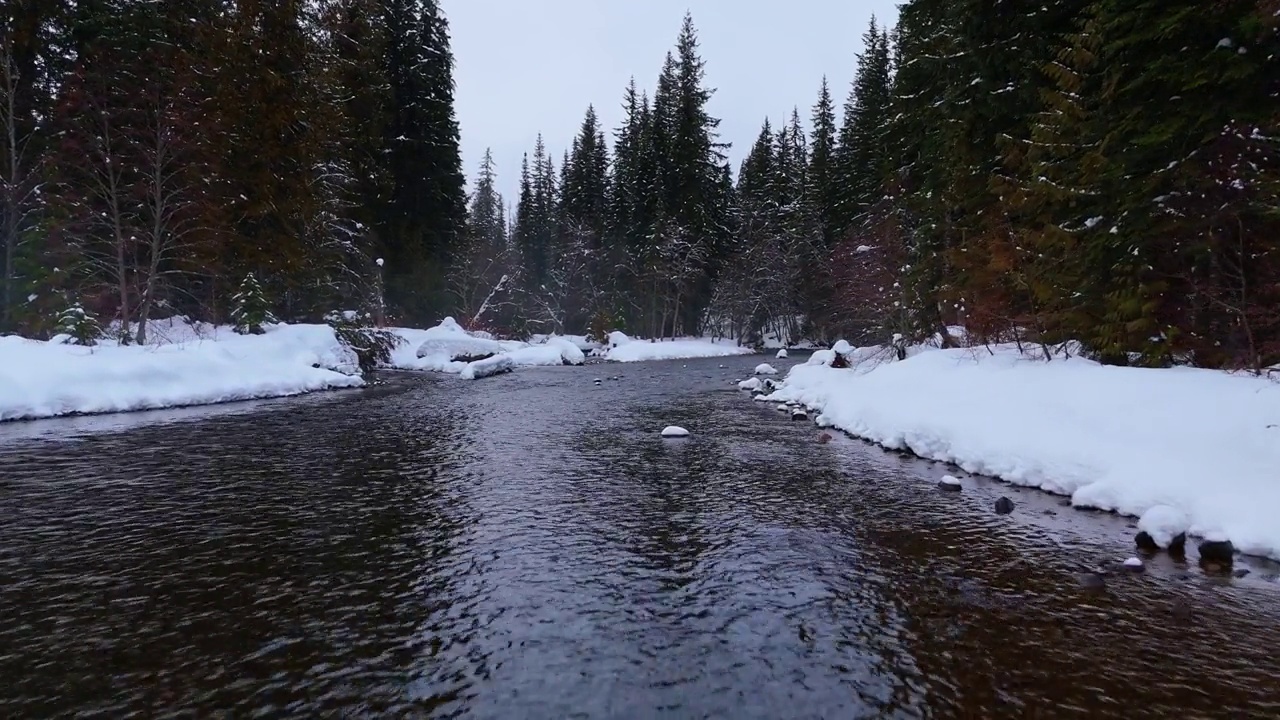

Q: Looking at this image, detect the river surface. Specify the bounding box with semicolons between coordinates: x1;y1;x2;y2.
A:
3;356;1280;719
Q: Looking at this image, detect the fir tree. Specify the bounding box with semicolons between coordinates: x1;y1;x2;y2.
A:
832;17;893;238
55;302;102;346
468;148;507;250
807;78;839;246
230;273;277;335
380;0;467;323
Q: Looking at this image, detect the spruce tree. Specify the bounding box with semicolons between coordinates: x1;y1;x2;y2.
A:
55;302;103;346
379;0;467;323
807;78;839;246
468;148;507;250
832;17;892;239
231;273;277;335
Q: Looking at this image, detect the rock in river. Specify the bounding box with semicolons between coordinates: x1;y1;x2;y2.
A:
995;497;1015;515
938;475;962;492
1198;539;1235;565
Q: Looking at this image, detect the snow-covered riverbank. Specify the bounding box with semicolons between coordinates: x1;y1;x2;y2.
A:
0;323;365;422
763;343;1280;560
602;332;753;363
1;314;759;423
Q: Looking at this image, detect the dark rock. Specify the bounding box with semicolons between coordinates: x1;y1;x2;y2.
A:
1042;510;1057;516
1135;531;1160;553
1168;533;1188;557
994;497;1015;515
790;410;808;422
938;479;963;492
1075;572;1107;592
1198;539;1235;565
453;352;496;363
1058;499;1073;507
1233;568;1251;579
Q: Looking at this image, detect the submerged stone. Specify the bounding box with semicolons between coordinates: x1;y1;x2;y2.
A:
994;497;1015;515
1198;539;1235;565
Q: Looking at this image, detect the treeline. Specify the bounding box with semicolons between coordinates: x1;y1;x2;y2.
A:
465;2;1278;370
0;0;466;341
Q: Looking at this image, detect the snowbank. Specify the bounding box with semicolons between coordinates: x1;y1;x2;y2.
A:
766;343;1280;559
0;323;364;422
460;354;514;380
605;337;753;363
505;338;585;368
388;319;585;376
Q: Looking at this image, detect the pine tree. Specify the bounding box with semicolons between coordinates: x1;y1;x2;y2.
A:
832;17;893;239
468;148;507;249
562;105;610;237
379;0;467;323
807;78;839;246
230;273;277;335
55;302;103;346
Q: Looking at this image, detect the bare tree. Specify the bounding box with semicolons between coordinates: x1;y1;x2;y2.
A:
0;39;41;330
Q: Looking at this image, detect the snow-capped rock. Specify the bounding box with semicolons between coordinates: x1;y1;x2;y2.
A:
755;363;778;375
460;354;514;380
661;426;690;438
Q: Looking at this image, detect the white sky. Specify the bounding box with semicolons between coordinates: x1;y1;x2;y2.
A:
444;0;901;203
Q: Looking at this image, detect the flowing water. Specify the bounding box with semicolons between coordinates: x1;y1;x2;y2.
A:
3;356;1279;719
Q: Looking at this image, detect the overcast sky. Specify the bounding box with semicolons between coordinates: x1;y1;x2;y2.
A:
444;0;901;204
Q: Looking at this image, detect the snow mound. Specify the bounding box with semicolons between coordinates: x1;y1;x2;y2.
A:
766;341;1280;560
504;338;585;368
606;338;753;363
543;337;586;365
0;323;364;422
755;363;778;375
390;318;519;373
776;349;788;359
807;349;836;367
832;340;853;355
607;331;632;348
460;354;514;380
661;426;690;438
738;377;762;391
1138;505;1190;548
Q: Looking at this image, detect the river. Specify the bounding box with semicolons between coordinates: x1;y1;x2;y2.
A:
3;356;1279;718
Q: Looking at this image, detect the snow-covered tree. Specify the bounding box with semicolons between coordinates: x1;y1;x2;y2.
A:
55;302;102;346
230;273;276;335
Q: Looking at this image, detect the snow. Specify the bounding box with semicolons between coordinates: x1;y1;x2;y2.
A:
661;426;690;438
605;337;753;363
0;322;364;422
1123;557;1145;569
459;354;514;380
939;475;963;488
504;338;585;368
776;349;788;359
1137;505;1190;549
607;331;632;348
806;349;836;367
832;340;853;355
764;342;1280;559
390;319;584;374
755;363;778;375
738;377;762;391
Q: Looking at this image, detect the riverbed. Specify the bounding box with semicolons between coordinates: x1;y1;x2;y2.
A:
2;356;1278;718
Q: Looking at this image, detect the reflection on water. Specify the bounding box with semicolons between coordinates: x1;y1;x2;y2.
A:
2;360;1279;718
